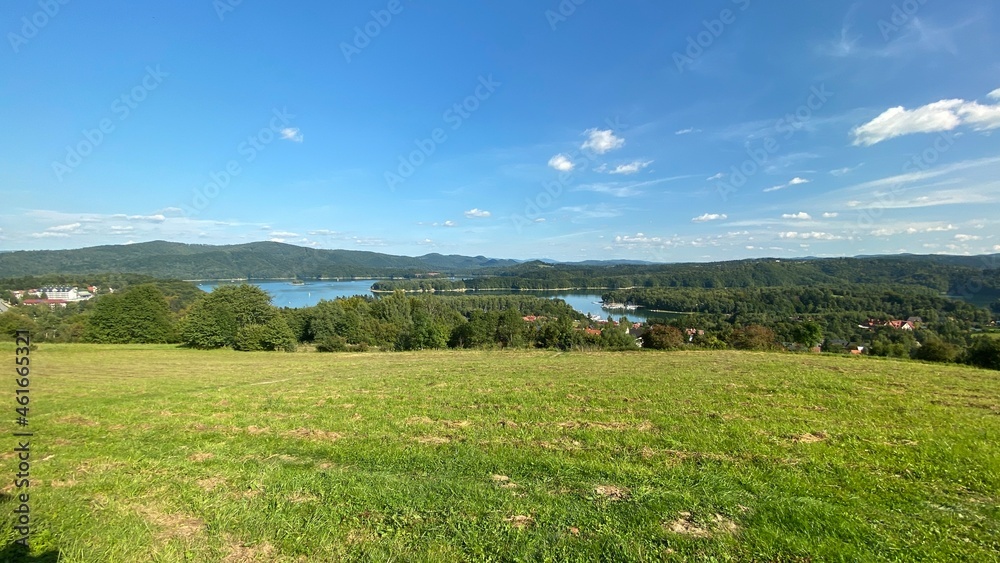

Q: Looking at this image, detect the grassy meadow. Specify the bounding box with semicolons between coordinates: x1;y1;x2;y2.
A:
1;344;999;561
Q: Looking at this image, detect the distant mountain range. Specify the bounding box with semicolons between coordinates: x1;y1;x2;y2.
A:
0;240;996;281
0;241;519;280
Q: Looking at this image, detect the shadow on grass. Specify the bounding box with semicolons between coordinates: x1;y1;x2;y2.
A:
0;542;60;563
0;493;61;563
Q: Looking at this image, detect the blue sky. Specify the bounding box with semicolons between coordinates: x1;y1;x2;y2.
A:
2;0;999;261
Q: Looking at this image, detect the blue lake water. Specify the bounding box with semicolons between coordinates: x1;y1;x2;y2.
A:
196;280;660;323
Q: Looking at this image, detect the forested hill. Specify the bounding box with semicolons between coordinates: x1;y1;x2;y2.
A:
373;255;1000;301
0;241;518;279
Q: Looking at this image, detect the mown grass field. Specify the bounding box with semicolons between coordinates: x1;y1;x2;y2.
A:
2;344;999;562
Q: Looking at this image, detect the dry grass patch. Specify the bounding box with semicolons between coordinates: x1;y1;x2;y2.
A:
665;512;739;538
135;504;205;542
57;415;99;427
414;436;451;445
222;534;276;563
791;431;828;444
506;515;534;529
281;427;343;441
188;452;215;462
197;477;227;491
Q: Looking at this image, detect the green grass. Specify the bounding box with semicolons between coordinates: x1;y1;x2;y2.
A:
2;345;999;561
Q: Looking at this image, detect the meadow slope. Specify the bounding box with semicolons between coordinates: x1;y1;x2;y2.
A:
2;345;998;561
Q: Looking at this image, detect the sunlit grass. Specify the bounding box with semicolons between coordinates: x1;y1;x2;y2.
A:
2;344;998;561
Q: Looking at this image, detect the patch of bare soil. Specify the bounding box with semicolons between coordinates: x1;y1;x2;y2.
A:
491;474;519;489
594;485;631;501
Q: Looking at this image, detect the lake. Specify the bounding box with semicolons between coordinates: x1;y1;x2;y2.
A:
196;280;665;323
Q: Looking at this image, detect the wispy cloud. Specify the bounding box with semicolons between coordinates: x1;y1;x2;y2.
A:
675;128;701;135
779;231;842;240
608;160;653;175
764;177;811;193
782;212;812;220
830;164;863;176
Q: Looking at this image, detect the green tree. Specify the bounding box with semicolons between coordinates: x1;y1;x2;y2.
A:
963;337;1000;370
642;324;685;350
791;321;823;349
181;284;284;350
84;284;175;344
729;325;780;351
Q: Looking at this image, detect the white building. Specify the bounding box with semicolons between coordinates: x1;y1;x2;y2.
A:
39;286;82;301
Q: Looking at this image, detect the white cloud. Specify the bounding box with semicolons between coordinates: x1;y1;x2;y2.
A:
464;208;491;218
608;160;653;175
580;128;624;154
128;214;166;222
822;212;839;218
308;229;339;236
779;232;842;240
675;128;701;135
270;231;299;237
270;238;287;243
993;245;1000;251
706;172;725;181
30;231;69;238
958;101;1000;130
846;200;862;207
954;234;981;242
990;88;1000;101
692;213;727;223
47;222;82;232
418;238;434;245
781;212;812;220
764;177;811;193
852;93;1000;146
443;220;456;227
548;154;575;172
280;128;303;142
